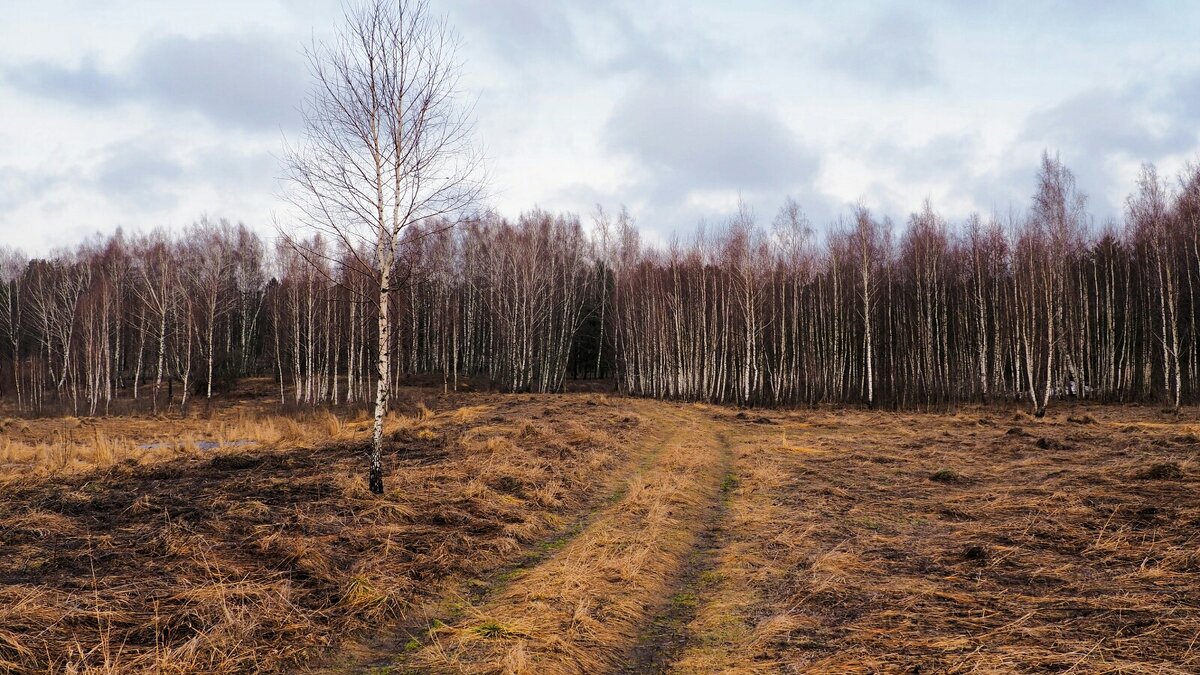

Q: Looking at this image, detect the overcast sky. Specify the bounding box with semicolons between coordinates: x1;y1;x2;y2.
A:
2;0;1199;252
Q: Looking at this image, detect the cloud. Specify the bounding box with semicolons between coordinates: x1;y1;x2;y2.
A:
870;133;980;184
0;136;279;239
4;34;306;131
4;55;127;104
1167;72;1200;122
1022;86;1190;159
447;0;717;84
132;35;306;130
447;0;579;66
853;69;1200;224
605;78;819;199
1018;74;1200;215
92;140;185;210
598;75;826;236
824;10;939;91
0;166;66;214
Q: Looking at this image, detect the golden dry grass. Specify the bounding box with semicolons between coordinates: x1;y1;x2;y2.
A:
4;394;1199;674
396;409;730;674
0;407;376;477
672;403;1200;673
0;393;648;674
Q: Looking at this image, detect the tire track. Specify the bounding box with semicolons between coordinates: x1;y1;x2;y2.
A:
397;407;730;674
619;430;734;674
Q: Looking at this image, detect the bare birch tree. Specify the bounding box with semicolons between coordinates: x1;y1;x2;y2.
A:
285;0;483;494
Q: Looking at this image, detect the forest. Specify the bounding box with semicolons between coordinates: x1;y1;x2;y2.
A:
1;153;1198;417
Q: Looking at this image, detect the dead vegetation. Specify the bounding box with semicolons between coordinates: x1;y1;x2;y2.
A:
672;404;1200;673
397;409;730;674
0;398;364;478
3;395;1199;674
0;392;644;673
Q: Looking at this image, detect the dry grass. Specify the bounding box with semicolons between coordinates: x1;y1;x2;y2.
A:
6;393;1200;674
673;403;1200;673
0;406;375;477
0;393;645;674
400;409;730;674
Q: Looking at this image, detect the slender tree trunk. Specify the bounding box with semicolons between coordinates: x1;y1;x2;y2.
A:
370;266;391;496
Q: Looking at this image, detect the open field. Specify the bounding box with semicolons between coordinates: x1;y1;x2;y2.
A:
2;392;1199;673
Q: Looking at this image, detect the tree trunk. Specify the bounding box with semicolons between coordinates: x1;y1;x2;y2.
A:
370;267;391;495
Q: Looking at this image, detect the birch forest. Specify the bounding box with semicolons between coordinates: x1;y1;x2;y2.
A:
2;154;1199;416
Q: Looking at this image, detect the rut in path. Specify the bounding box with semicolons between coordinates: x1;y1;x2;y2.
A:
315;405;709;673
386;407;733;674
619;436;734;674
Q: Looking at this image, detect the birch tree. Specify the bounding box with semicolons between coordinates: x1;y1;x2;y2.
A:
285;0;482;495
850;205;886;408
0;248;25;409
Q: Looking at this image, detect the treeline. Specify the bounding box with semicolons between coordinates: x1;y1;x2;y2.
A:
0;211;595;415
1;154;1198;415
616;156;1200;412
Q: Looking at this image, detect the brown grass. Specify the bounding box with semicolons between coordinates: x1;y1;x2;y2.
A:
0;405;375;477
5;394;1200;673
0;393;646;674
673;403;1200;673
399;408;730;674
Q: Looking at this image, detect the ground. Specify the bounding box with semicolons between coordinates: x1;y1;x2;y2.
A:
1;387;1198;673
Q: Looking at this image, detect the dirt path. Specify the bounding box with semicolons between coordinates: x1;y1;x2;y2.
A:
346;405;731;674
665;422;808;673
619;451;734;674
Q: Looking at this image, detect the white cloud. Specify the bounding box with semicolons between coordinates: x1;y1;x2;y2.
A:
1;0;1199;253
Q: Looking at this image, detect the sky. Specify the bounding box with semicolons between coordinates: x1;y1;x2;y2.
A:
1;0;1199;253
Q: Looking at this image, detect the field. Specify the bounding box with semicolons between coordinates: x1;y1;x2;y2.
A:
2;388;1199;673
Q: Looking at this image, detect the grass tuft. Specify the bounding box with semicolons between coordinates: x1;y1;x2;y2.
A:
1137;462;1184;480
472;620;512;639
929;468;965;484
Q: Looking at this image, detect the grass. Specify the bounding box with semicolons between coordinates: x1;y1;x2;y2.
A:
472;620;514;639
671;403;1200;673
0;404;372;477
719;472;738;493
671;592;699;608
0;390;644;673
403;408;730;674
929;467;966;483
4;391;1200;673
